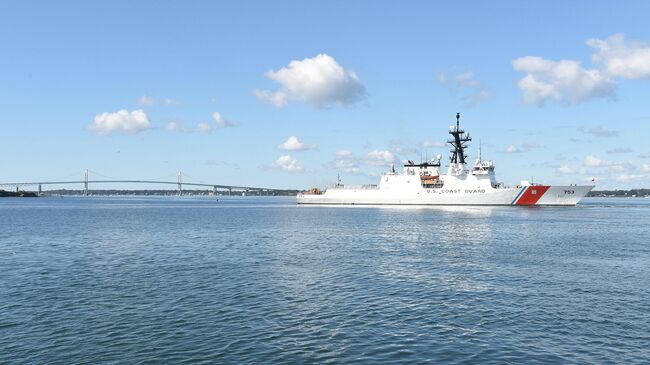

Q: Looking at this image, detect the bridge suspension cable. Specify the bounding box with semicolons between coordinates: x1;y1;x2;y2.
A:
42;170;86;184
148;173;178;182
88;170;125;181
180;172;212;186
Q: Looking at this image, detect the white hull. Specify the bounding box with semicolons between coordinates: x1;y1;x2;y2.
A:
298;185;594;206
298;113;594;207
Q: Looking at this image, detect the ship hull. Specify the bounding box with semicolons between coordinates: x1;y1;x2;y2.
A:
297;185;594;206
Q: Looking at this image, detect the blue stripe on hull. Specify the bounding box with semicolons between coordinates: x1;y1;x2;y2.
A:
510;186;528;205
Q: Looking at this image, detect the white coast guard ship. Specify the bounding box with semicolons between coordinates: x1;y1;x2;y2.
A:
297;113;594;206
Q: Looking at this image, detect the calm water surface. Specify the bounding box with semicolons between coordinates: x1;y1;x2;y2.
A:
1;196;649;364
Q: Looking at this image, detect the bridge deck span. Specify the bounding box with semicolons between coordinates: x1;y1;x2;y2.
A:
0;180;281;191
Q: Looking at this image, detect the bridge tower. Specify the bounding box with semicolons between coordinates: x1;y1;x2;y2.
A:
177;171;183;196
83;169;89;196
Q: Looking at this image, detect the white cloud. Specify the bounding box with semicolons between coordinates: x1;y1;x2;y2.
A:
137;95;157;107
583;155;634;171
588;34;650;79
328;148;401;175
336;149;353;157
513;34;650;107
329;149;361;174
438;71;492;106
504;145;521;154
584;155;606;167
365;150;396;166
387;140;418;156
196;122;213;134
137;95;181;106
164;97;181;106
579;126;619;137
211;112;236;127
165;120;194;133
272;155;304;172
278;136;317;151
502;144;544;154
253;90;287;107
557;165;574;174
455;72;479;88
254;54;366;108
166;120;217;134
523;143;543;150
88;109;151;135
617;174;647;183
512;56;615;105
421;140;446;148
642;164;650;173
166;121;180;131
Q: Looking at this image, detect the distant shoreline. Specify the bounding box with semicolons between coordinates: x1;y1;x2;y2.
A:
2;188;648;198
0;189;299;197
0;190;38;197
587;189;650;198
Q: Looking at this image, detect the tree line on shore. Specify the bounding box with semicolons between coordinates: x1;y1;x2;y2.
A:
587;189;650;197
3;188;649;198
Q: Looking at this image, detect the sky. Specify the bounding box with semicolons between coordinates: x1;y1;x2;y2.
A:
1;0;650;190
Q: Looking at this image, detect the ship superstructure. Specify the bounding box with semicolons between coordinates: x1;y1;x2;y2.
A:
297;113;594;206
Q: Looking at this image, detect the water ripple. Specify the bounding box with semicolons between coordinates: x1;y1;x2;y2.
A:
1;196;649;364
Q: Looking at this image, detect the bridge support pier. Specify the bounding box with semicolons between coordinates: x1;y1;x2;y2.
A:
229;187;232;196
177;171;182;196
84;169;89;196
213;186;217;196
16;186;19;193
38;184;42;195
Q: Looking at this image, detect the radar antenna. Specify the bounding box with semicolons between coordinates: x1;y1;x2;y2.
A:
447;112;472;164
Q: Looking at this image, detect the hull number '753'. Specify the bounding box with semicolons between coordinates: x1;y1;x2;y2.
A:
564;190;575;195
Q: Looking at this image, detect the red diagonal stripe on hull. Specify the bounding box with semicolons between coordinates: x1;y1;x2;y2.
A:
515;185;550;205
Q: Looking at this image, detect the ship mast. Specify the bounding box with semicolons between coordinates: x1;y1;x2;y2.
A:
448;112;472;164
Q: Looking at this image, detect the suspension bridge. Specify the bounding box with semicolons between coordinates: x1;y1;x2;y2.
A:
0;170;286;196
